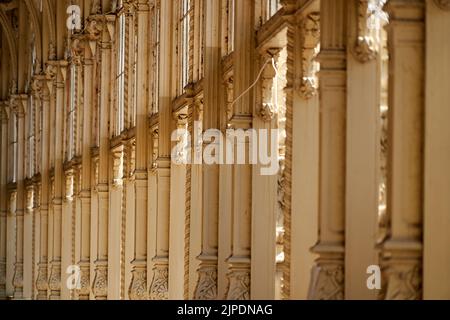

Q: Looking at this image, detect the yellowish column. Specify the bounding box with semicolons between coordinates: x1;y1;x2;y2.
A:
308;0;347;300
424;0;450;300
381;0;425;300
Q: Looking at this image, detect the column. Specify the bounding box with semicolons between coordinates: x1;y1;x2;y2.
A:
12;94;27;299
48;61;67;300
91;15;115;300
193;0;221;300
380;0;425;300
424;0;450;299
308;0;347;300
61;169;74;300
290;6;320;299
345;0;382;299
250;51;278;300
76;27;96;301
149;0;171;300
129;0;150;301
108;148;123;299
36;79;51;300
0;102;8;299
225;0;254;300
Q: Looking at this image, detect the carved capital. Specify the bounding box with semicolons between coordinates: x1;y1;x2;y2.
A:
299;12;320;99
434;0;450;10
65;170;74;200
353;0;388;63
149;264;169;300
112;149;124;187
8;191;17;216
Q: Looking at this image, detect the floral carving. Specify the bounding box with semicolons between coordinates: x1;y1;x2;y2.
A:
309;263;344;300
92;266;108;299
78;267;90;298
194;267;218;300
36;264;48;297
48;264;61;292
226;270;250;300
149;265;169;300
384;264;422;300
129;268;147;300
13;263;23;291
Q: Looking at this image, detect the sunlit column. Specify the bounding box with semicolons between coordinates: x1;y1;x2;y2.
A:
308;0;347;300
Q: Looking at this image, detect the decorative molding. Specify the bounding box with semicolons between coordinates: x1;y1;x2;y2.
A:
149;264;169;300
299;12;320;99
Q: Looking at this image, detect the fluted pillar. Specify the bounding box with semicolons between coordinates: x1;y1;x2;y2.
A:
308;0;348;300
193;0;221;301
380;0;425;300
225;0;254;301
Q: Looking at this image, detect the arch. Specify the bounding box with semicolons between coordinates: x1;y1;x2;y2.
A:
0;8;18;80
43;0;56;46
24;0;43;63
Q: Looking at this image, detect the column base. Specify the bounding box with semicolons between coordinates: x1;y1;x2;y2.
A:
308;244;344;300
13;262;24;300
92;261;108;300
129;261;147;300
194;256;218;300
36;262;48;300
380;240;422;300
48;261;61;300
77;261;90;300
225;256;250;300
149;258;168;300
